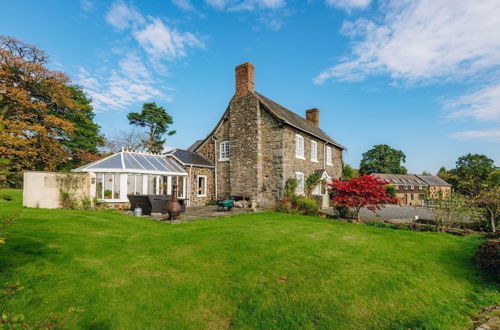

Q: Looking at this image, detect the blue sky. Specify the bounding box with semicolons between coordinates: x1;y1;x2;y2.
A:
1;0;499;173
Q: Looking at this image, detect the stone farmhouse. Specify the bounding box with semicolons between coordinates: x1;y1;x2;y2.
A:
23;62;345;209
175;62;345;207
373;173;452;206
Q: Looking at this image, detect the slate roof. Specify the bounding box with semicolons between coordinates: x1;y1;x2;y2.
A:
187;140;203;152
168;149;214;167
254;92;345;149
372;173;427;185
416;175;452;187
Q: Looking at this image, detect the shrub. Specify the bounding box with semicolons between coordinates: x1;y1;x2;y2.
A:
333;206;355;219
81;197;94;211
284;178;298;199
365;220;394;229
444;228;470;236
274;198;293;214
408;223;437;232
59;191;78;209
294;197;319;216
474;239;500;280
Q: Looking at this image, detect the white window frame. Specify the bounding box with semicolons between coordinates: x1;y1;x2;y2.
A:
295;134;305;159
295;172;305;195
197;175;207;197
219;141;230;161
326;146;333;166
310;140;318;162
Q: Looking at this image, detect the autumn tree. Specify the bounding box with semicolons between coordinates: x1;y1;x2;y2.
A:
127;102;176;153
0;36;75;184
359;144;407;175
328;175;397;222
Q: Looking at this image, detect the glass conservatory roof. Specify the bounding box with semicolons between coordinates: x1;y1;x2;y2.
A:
72;150;187;176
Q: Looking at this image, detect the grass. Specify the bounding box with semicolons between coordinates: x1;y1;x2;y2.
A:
0;189;498;329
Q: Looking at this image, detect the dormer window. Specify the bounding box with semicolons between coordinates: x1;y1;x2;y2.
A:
220;141;230;161
295;134;304;159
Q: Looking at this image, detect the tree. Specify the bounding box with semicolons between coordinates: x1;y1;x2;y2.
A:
359;144;407;175
448;154;497;195
101;128;147;154
473;186;500;233
0;36;76;184
58;86;104;169
430;192;470;232
341;163;358;180
127;102;176;153
328;175;397;222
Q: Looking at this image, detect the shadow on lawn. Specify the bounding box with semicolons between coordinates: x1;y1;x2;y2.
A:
0;237;63;272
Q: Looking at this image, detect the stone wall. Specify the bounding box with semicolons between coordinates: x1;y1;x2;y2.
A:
282;126;343;187
193;93;343;207
260;106;285;204
188;166;215;206
228;94;262;201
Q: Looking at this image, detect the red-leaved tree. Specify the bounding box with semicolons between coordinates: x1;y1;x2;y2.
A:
328;175;397;222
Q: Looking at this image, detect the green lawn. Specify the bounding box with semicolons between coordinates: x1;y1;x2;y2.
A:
0;189;498;329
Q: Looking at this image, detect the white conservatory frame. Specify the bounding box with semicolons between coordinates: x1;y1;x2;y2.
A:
72;149;188;203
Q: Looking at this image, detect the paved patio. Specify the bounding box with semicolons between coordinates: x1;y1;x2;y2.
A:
125;205;261;223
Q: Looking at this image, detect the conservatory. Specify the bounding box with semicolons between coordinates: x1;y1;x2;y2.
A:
72;150;188;203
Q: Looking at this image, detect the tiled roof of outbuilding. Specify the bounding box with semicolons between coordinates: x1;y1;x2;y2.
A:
416;175;452;187
187;140;203;152
167;149;214;167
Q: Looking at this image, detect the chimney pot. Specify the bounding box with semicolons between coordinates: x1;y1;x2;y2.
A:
306;108;319;127
235;62;254;97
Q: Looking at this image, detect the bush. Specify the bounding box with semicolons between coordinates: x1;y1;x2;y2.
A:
474;239;500;280
274;196;318;216
284;178;298;199
59;191;78;209
294;197;319;216
274;198;294;214
408;222;437;232
444;228;470;236
365;220;394;229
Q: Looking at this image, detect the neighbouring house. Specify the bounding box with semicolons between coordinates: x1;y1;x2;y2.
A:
22;62;345;209
415;175;452;198
190;62;345;207
373;173;452;206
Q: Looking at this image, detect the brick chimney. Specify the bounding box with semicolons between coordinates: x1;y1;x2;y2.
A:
235;62;254;97
306;108;319;127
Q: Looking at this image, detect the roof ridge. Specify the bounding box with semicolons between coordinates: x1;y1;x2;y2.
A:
254;91;346;149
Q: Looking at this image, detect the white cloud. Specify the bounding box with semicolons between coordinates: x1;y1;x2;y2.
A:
105;1;144;30
450;129;500;143
325;0;371;11
77;53;170;112
204;0;285;11
80;0;96;12
172;0;195;11
314;0;500;84
132;18;204;60
444;83;500;122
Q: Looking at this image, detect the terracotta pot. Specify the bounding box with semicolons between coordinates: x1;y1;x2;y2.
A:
167;184;181;220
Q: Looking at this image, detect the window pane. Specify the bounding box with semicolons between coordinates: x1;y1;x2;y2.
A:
127;174;134;196
135;175;143;194
148;175;156;194
96;174;103;199
104;173;113;199
114;174;120;199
